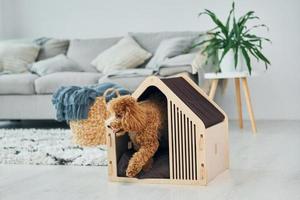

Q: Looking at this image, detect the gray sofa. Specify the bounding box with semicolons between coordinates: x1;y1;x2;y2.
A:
0;31;201;120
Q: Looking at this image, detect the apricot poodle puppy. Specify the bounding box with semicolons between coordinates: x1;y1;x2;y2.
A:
105;95;164;177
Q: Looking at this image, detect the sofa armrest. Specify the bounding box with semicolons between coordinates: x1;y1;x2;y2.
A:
158;52;202;76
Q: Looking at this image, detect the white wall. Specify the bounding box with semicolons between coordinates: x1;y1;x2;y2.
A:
0;0;18;39
1;0;300;120
0;0;3;38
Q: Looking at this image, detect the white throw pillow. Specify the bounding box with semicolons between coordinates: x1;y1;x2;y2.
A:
145;37;195;71
0;43;40;74
30;54;83;76
91;36;152;73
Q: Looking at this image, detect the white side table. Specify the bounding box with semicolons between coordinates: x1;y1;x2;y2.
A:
204;71;258;134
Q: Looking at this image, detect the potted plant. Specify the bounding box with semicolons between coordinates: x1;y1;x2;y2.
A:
190;2;271;74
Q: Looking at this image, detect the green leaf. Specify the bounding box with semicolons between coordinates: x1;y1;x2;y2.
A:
253;48;270;69
219;40;233;63
238;11;260;31
233;15;241;41
241;39;269;68
225;2;235;31
243;24;269;35
201;38;223;56
242;39;261;49
199;9;228;37
238;11;255;25
205;27;219;33
241;47;252;74
253;48;270;64
234;47;239;68
202;41;221;55
247;47;260;61
243;34;271;43
189;39;212;50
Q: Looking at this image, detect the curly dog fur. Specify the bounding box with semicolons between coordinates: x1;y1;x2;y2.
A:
105;95;164;177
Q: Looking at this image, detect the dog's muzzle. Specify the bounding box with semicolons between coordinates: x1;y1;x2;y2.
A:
105;117;124;134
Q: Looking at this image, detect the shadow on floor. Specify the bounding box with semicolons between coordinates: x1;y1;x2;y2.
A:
0;120;69;129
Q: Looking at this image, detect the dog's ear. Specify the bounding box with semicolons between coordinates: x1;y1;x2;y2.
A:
121;97;147;132
108;95;133;117
117;96;136;116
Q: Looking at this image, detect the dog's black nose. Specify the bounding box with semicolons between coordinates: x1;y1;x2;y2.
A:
107;124;111;129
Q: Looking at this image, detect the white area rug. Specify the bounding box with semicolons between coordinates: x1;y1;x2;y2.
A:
0;129;107;166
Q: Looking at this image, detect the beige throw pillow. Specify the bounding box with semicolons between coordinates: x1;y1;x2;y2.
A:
91;36;152;74
0;43;40;73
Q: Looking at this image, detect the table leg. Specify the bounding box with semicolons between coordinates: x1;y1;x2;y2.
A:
209;79;219;100
234;78;243;129
221;79;229;95
241;78;257;133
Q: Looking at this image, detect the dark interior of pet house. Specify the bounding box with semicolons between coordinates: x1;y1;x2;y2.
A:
116;86;170;179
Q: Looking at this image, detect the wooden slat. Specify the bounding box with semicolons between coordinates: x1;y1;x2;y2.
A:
169;101;174;179
190;121;195;180
194;124;198;180
177;107;183;179
172;104;176;179
187;117;191;180
180;111;186;179
183;114;188;180
175;106;180;179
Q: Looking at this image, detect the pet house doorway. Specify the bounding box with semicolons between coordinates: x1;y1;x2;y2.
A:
116;86;170;179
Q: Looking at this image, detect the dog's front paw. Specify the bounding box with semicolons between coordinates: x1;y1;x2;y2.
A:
126;168;139;178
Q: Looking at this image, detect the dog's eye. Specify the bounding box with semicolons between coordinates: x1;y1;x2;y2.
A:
116;113;122;118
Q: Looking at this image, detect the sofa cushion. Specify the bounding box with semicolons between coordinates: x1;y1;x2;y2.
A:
129;31;200;54
145;37;195;70
91;36;152;73
30;54;83;76
35;72;103;94
35;38;70;61
0;43;40;74
67;37;121;72
0;73;39;94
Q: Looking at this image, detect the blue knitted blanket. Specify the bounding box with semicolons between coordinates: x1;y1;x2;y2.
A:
52;83;130;122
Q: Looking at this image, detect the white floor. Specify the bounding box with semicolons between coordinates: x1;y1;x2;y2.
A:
0;120;300;200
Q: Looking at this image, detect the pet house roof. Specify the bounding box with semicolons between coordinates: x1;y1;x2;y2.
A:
161;77;225;128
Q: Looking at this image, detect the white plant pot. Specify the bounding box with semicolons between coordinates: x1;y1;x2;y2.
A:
219;49;245;73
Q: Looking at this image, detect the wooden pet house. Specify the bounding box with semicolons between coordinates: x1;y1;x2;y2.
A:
106;75;229;185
